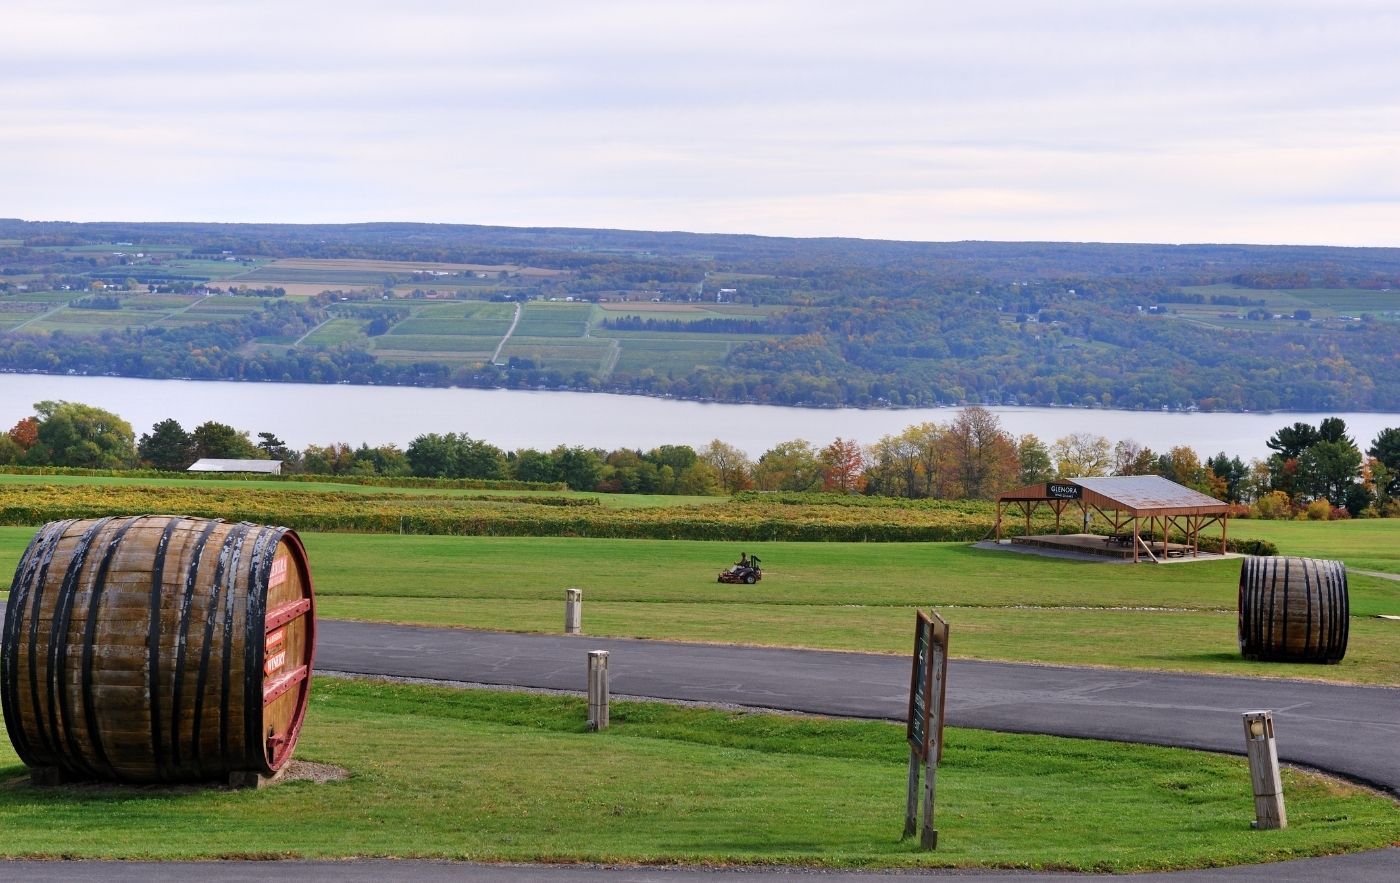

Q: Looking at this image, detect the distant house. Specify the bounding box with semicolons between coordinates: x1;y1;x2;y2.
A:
187;459;283;475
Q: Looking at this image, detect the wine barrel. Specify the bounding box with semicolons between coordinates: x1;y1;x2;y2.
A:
1238;556;1347;664
1;516;315;784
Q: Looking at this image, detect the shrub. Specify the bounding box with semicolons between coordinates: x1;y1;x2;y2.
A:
1252;491;1292;520
1197;536;1279;556
1305;499;1332;521
1232;538;1280;556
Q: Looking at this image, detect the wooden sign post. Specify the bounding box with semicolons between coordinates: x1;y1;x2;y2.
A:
587;650;610;731
565;588;583;634
904;610;949;850
1242;710;1286;829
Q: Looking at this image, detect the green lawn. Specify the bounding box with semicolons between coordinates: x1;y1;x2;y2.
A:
1;519;1395;684
0;679;1394;868
1227;519;1400;574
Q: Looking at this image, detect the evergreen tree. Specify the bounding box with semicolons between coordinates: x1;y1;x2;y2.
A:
138;418;196;471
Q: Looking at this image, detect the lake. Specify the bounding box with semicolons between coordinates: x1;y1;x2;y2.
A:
2;374;1397;462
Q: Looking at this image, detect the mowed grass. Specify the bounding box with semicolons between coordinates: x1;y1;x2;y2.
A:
0;516;1394;683
271;534;1400;685
1226;519;1400;574
0;679;1394;868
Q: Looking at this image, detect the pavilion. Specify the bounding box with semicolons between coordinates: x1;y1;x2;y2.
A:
993;475;1231;563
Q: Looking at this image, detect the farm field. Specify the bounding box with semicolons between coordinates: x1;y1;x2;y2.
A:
1176;284;1400;329
0;247;791;382
0;242;796;385
0;679;1394;869
2;522;1396;683
0;472;718;508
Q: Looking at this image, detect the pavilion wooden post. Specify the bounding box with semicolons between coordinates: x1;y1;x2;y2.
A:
1132;515;1140;563
994;501;1003;540
1221;513;1229;555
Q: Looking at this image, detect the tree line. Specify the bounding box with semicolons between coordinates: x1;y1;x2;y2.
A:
3;402;1397;518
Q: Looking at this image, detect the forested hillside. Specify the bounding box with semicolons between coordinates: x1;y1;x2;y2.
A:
1;219;1397;410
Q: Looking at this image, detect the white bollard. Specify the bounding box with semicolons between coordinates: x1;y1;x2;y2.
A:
587;650;610;731
565;588;582;634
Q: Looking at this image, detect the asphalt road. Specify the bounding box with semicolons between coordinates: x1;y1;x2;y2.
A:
317;621;1400;797
4;618;1399;880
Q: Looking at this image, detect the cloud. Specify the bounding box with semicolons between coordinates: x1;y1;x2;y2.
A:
1;0;1396;245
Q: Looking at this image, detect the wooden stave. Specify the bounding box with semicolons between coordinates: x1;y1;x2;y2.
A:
1238;556;1348;664
1;516;315;783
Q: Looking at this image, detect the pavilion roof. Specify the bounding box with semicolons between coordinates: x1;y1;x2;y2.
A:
996;475;1228;516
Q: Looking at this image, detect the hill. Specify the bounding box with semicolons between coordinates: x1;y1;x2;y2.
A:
1;220;1398;410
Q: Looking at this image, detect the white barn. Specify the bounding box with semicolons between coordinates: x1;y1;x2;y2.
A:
187;458;283;475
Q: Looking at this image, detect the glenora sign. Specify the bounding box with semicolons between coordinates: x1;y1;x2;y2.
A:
905;610;949;850
1047;482;1082;500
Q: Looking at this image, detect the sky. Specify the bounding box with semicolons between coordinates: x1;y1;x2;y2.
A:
3;1;1398;246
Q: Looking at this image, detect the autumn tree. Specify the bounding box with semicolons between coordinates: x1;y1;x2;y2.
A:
699;439;754;493
1017;434;1054;484
1051;432;1112;478
819;437;866;493
753;439;823;492
904;422;946;498
1205;452;1250;503
1112;439;1144;475
302;443;357;475
7;416;38;451
27;400;136;468
1158;445;1211;493
940;407;1018;499
864;432;917;497
0;434;21;465
1368;427;1400;498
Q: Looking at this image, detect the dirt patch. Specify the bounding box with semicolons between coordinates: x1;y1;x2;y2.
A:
276;759;350;785
598;302;703;312
267;258;565;277
2;759;349;792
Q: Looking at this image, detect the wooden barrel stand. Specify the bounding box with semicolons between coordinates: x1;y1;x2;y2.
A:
1238;556;1348;664
1;516;316;784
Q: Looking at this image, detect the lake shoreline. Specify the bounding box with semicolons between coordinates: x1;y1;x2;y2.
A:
7;368;1399;419
3;372;1397;460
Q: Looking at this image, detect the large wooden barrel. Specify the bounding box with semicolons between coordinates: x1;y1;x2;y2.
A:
1;516;315;784
1238;556;1347;664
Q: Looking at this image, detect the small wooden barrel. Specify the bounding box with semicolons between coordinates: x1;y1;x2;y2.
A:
1238;556;1348;664
1;516;315;784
